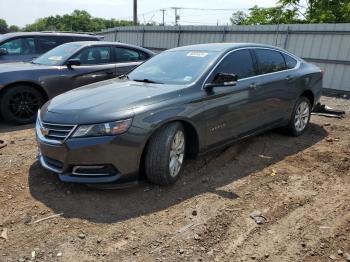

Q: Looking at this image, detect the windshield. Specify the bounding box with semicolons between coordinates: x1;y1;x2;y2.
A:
33;43;82;66
128;50;220;85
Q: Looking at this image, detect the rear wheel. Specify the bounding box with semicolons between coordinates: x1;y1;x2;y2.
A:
0;85;45;124
286;96;311;136
145;122;186;186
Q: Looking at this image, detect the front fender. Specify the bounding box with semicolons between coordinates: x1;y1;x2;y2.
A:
131;101;206;163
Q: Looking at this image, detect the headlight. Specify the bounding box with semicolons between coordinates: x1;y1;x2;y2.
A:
72;119;132;138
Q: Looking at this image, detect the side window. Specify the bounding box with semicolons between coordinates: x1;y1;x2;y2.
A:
71;46;112;65
0;37;36;55
58;36;74;44
73;36;99;41
115;47;149;62
37;36;62;53
255;49;286;74
213;49;256;79
283;53;297;69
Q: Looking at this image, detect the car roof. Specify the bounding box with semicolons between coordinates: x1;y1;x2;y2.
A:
0;32;100;40
169;42;285;53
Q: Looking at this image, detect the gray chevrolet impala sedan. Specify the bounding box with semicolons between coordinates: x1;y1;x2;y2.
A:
36;43;322;186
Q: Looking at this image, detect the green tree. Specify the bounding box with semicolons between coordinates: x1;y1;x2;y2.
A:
279;0;350;23
8;25;20;32
23;10;133;32
0;18;8;34
230;5;301;25
230;11;248;25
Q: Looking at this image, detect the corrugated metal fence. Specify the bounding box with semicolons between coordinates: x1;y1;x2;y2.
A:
99;24;350;94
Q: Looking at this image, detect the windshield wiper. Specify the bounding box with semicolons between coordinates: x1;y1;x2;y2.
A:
132;78;164;84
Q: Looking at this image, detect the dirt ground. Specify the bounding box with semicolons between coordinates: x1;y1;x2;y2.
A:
0;96;349;262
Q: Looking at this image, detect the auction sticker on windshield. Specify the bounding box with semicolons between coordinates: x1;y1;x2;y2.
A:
48;56;63;61
187;52;208;58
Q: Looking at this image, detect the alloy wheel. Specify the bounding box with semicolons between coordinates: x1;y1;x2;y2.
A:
8;91;41;121
294;101;310;132
169;130;185;177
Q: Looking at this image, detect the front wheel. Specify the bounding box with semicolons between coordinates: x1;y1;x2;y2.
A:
145;122;186;186
285;96;311;136
0;85;45;124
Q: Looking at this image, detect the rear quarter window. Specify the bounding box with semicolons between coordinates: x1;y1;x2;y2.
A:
283;53;298;69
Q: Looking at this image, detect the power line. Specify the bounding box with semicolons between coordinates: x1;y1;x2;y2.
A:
118;8;164;20
168;7;249;11
179;20;220;25
117;5;268;25
180;12;236;17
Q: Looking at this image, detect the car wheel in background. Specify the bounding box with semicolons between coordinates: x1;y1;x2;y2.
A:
286;96;311;136
145;122;186;186
0;85;45;124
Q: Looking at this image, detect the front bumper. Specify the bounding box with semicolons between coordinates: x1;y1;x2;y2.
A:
36;128;143;185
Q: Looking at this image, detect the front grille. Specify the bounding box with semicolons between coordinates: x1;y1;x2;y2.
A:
41;122;76;143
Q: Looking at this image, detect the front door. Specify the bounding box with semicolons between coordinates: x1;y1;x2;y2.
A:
203;49;266;147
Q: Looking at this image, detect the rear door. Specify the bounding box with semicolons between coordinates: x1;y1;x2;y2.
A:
114;46;150;75
252;48;297;123
0;37;39;63
63;45;116;89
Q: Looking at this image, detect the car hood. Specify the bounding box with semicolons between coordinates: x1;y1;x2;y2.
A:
0;62;51;73
41;79;186;124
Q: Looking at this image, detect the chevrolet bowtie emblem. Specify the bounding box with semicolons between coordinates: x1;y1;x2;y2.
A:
40;126;49;136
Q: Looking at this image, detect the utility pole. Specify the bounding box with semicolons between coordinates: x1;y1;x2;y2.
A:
160;9;166;26
171;7;181;26
133;0;137;25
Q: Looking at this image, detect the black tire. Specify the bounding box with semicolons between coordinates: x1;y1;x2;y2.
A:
285;96;311;136
145;122;186;186
0;85;45;124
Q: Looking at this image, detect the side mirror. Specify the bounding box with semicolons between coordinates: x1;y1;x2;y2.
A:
66;59;81;68
204;73;238;92
0;48;8;56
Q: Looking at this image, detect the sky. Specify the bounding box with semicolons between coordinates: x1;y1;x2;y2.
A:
0;0;282;27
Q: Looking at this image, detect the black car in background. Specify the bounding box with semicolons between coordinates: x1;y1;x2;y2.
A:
0;32;103;63
0;41;154;124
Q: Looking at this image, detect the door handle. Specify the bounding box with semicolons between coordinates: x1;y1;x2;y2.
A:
105;71;114;75
249;83;258;90
286;75;294;81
